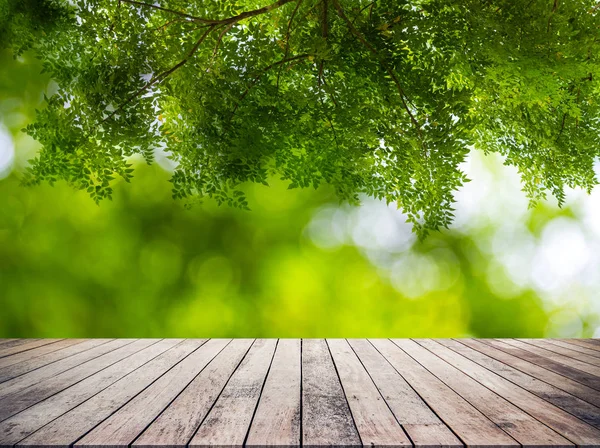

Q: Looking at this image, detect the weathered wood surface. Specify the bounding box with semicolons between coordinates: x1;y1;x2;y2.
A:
0;339;599;448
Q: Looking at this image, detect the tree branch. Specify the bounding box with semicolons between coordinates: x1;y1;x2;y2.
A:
277;0;303;92
102;25;216;123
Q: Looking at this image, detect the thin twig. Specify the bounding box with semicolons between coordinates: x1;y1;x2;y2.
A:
103;25;216;123
277;0;303;92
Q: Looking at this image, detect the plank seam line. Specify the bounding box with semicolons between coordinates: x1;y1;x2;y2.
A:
0;340;85;372
242;339;279;448
412;339;584;447
185;339;257;447
325;339;363;446
388;339;522;447
69;339;211;448
480;339;600;392
129;339;235;447
515;339;600;369
0;338;143;425
449;339;600;425
11;339;168;446
0;339;66;360
0;339;115;386
562;340;600;353
550;340;600;359
366;339;467;448
346;339;414;448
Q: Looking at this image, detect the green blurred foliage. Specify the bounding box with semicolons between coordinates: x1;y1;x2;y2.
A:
0;50;596;337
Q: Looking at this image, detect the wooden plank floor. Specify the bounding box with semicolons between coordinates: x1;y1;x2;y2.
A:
0;339;599;447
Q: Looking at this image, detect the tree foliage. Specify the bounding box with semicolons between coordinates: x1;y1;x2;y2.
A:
3;0;600;236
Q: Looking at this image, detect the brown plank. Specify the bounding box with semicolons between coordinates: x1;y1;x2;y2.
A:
348;339;462;448
0;339;129;399
0;338;112;384
393;339;572;448
74;339;227;447
481;339;600;391
134;339;254;447
435;339;600;430
502;339;600;376
415;339;600;447
328;339;411;448
0;339;64;359
189;339;277;448
371;339;518;448
0;339;85;369
0;339;179;446
559;339;600;354
458;339;600;409
302;339;361;448
246;339;301;448
517;339;600;367
0;339;147;421
19;339;204;448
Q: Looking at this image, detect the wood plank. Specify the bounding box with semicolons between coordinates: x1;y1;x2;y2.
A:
0;339;33;349
517;339;600;366
393;339;573;448
327;339;411;448
0;339;179;446
559;339;600;354
75;339;228;447
19;339;204;448
0;339;129;399
502;339;600;376
435;339;600;430
189;339;277;448
134;339;254;447
0;339;85;369
0;339;63;359
0;338;112;384
416;339;600;447
458;339;600;409
302;339;361;448
371;339;518;448
349;339;461;448
0;339;147;421
246;339;301;448
481;339;600;391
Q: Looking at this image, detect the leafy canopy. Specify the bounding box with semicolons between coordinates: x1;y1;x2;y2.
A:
3;0;600;236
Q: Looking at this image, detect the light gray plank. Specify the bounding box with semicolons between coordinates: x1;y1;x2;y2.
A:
134;339;254;448
0;339;176;446
246;339;301;448
19;339;203;448
0;339;147;421
0;339;63;359
395;339;572;448
189;339;277;448
328;339;411;448
0;339;36;349
0;339;129;399
0;339;85;369
371;338;518;448
558;339;600;355
302;339;361;448
422;339;600;444
517;339;600;366
482;339;600;390
0;339;113;384
349;339;462;448
459;339;600;408
76;339;228;447
503;339;600;376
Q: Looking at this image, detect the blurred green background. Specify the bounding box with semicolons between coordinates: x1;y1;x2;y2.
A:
1;50;599;337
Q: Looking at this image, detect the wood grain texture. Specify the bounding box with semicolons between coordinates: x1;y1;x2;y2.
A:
246;339;301;448
302;339;361;448
19;339;202;448
348;339;462;448
416;339;600;447
189;339;277;448
437;339;600;429
3;339;600;448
